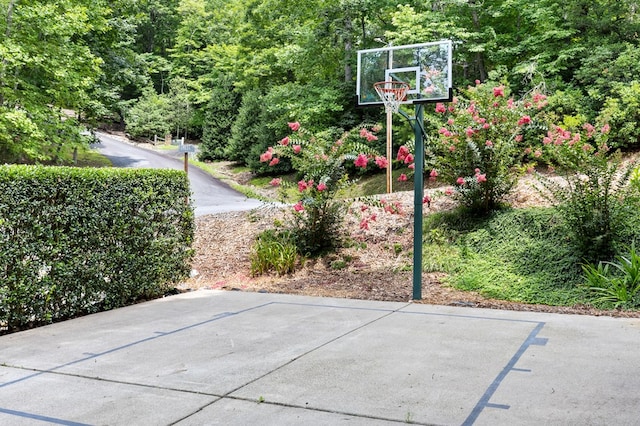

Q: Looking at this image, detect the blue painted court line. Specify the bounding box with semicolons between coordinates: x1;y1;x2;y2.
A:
0;305;266;389
1;299;548;426
0;407;91;426
462;322;548;425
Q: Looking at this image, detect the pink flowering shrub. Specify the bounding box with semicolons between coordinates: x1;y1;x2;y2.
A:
260;122;386;255
428;82;547;213
531;121;638;262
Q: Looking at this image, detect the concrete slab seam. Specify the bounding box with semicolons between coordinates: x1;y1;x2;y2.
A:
275;301;545;325
462;321;548;425
173;394;444;426
394;307;545;325
1;299;549;426
170;302;414;424
0;303;276;390
2;364;227;398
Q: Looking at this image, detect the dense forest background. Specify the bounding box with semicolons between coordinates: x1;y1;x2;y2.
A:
2;0;640;171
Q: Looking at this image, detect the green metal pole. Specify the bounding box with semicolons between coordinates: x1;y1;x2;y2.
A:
412;104;425;300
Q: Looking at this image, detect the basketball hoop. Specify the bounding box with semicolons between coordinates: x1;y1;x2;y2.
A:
374;81;409;114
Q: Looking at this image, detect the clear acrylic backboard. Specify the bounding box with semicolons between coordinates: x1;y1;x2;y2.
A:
356;40;453;107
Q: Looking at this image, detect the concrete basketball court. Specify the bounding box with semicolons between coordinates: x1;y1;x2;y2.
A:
1;290;639;425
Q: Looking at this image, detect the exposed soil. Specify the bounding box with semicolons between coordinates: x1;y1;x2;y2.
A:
180;168;640;318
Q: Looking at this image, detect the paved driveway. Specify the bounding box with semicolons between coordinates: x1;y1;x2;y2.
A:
1;291;639;425
93;133;266;216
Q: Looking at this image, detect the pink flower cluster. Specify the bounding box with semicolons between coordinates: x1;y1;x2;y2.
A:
528;120;612;163
396;145;414;168
532;93;548;109
517;115;532;126
296;179;328;194
474;168;487;183
259;147;280;166
354;153;368;168
359;128;378;142
455;169;486;185
375;156;388;168
582;122;610;138
438;127;454;138
259;147;273;162
359;211;377;230
288;121;300;131
543;126;578;146
355;154;390;169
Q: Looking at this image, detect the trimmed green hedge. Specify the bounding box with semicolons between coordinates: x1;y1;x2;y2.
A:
0;165;194;333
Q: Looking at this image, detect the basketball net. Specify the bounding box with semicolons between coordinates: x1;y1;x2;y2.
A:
374;81;409;114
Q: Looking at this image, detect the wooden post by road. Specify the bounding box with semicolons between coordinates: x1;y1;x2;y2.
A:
179;143;195;174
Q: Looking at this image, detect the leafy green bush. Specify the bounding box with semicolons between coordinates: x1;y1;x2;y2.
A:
124;87;172;140
0;107;89;164
225;89;290;174
574;43;640;142
534;123;638;262
0;166;194;333
598;81;640;150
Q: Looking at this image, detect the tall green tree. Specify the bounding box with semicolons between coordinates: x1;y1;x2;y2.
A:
123;87;171;140
199;74;240;161
0;0;105;162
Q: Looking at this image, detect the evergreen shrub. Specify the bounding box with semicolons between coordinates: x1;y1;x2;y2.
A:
0;166;194;333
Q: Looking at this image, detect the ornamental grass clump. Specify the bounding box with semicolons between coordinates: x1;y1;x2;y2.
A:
583;244;640;309
250;229;298;276
426;81;547;214
258;121;386;257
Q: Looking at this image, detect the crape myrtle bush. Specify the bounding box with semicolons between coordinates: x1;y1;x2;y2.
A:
259;121;388;257
426;81;548;214
0;166;194;333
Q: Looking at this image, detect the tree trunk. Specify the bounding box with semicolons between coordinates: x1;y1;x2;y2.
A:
344;15;353;83
469;0;487;81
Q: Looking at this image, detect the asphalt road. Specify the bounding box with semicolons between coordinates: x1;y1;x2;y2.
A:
93;132;265;216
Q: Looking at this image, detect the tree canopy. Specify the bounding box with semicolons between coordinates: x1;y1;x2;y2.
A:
2;0;640;164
